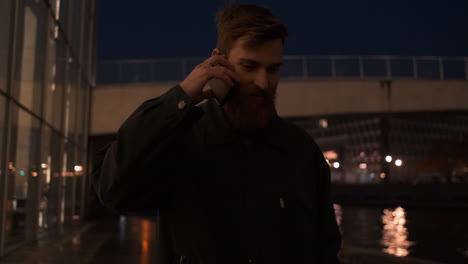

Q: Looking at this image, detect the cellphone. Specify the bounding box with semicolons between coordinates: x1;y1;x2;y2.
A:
205;78;235;106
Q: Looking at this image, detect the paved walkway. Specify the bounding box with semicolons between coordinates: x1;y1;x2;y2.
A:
0;216;447;264
1;217;162;264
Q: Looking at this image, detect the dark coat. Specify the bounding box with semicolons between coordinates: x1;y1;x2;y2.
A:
93;85;341;264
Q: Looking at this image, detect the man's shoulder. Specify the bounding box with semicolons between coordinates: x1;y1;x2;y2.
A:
273;117;321;153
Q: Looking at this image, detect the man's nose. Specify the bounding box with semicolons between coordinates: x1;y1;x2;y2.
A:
253;69;269;90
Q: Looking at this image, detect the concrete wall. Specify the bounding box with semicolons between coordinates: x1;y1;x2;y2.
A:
91;80;468;135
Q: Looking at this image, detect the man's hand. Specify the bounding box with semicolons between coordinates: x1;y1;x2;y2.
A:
180;48;240;104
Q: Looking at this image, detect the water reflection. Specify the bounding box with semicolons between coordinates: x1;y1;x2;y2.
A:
380;206;415;257
141;219;150;264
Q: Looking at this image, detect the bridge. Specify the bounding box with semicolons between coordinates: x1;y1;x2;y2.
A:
92;55;468;135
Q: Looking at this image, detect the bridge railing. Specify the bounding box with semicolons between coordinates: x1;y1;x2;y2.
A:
97;55;468;84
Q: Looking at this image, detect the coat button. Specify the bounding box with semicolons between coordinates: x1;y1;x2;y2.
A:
178;100;187;110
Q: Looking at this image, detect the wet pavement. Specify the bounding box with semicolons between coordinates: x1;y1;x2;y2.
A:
0;216;450;264
1;216;161;264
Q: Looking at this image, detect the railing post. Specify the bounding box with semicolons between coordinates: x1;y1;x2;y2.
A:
386;56;391;79
118;62;123;83
302;56;308;79
331;56;336;79
150;61;155;82
412;56;418;80
465;57;468;80
439;57;444;80
359;56;364;79
182;59;187;80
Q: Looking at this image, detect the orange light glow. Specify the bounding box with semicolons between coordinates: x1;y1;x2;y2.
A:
381;206;414;257
61;172;74;177
141;219;150;264
324;150;338;160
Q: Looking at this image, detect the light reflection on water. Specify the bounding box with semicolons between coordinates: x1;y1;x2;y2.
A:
380;206;415;257
333;204;416;257
333;204;468;263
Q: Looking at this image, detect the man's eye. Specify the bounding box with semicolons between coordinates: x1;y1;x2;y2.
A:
267;66;280;73
242;65;256;71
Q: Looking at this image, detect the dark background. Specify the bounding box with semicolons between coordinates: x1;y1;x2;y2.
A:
97;0;468;61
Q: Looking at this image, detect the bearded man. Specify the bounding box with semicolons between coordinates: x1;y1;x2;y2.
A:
93;4;341;264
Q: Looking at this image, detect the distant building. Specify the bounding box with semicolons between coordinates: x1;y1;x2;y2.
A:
294;114;468;184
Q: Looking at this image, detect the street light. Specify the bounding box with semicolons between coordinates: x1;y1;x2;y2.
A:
395;159;403;167
385;155;392;163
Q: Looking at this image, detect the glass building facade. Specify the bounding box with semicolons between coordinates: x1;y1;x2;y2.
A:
0;0;97;255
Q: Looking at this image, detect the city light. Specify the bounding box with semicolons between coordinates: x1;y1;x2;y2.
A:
8;162;14;171
41;163;47;169
74;165;83;172
381;206;414;257
323;150;338;160
333;162;340;169
380;173;386;179
395;159;403;167
385;155;393;162
359;163;367;169
319;119;328;128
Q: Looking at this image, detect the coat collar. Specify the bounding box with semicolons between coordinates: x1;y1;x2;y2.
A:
198;99;290;153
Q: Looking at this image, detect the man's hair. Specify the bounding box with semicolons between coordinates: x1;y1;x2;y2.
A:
215;4;288;54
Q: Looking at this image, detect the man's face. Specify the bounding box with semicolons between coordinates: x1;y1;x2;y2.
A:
222;37;283;131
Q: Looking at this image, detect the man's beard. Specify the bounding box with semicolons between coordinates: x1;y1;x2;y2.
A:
222;83;277;132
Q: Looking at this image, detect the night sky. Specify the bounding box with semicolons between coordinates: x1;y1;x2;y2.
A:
97;0;468;61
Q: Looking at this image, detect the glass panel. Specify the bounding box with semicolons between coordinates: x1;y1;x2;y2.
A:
74;150;85;219
38;125;62;234
82;0;91;77
63;142;76;225
43;28;66;131
96;62;120;84
12;0;47;114
335;58;360;77
308;58;332;77
0;0;13;92
71;0;83;60
363;59;387;77
76;80;86;149
5;106;40;245
281;58;303;79
0;95;6;175
65;59;79;143
417;59;440;79
391;59;414;78
50;0;70;30
443;59;466;80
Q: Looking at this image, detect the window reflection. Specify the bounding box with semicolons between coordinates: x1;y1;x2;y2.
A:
0;0;12;92
6;107;40;245
39;126;62;233
380;206;415;257
13;0;47;114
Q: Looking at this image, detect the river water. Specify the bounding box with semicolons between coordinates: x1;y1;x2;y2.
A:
335;205;468;263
